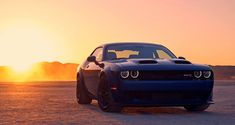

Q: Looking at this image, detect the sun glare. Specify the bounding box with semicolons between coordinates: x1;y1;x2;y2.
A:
10;62;32;73
0;24;60;69
0;23;62;81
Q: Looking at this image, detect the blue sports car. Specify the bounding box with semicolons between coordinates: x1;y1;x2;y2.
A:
76;42;214;112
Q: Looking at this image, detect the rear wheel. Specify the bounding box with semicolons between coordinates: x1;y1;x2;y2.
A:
98;75;122;112
184;104;210;112
76;74;92;104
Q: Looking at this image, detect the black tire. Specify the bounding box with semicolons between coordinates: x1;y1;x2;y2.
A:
97;75;122;112
184;104;210;112
76;74;92;104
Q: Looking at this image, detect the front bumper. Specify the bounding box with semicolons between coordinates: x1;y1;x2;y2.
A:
111;80;214;106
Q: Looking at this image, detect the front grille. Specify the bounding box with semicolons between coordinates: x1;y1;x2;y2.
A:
138;70;195;80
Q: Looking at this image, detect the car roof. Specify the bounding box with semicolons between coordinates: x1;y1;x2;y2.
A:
100;42;163;48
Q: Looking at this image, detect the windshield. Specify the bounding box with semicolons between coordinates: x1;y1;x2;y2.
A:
104;44;177;60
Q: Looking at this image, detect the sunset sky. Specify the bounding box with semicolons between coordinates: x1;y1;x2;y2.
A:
0;0;235;68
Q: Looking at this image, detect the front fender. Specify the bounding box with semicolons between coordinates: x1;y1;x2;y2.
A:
99;65;121;84
99;67;122;102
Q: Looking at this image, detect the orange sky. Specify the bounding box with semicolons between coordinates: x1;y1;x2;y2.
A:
0;0;235;67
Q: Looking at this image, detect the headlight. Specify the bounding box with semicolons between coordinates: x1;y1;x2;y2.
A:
194;71;202;78
130;70;139;78
120;71;129;78
203;71;212;78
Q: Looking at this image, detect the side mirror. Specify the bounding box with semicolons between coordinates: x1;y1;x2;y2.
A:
178;56;186;60
87;56;105;68
87;56;96;62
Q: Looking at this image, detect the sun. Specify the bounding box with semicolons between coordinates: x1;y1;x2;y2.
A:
0;24;60;73
10;62;32;73
0;23;63;82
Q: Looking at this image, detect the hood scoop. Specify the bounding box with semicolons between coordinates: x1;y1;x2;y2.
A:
173;60;191;64
138;60;158;64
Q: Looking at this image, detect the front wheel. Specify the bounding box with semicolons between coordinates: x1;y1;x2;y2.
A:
184;104;210;112
98;75;122;112
76;74;92;104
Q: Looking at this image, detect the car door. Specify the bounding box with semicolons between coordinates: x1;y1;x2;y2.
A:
83;47;103;96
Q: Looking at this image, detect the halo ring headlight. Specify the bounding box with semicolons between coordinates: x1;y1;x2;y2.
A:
120;71;129;79
194;71;202;78
203;71;212;78
130;70;139;78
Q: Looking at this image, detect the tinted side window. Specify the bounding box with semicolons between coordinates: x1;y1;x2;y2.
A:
156;50;172;59
91;48;103;61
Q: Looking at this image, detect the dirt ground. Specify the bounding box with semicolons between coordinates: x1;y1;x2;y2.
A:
0;81;235;125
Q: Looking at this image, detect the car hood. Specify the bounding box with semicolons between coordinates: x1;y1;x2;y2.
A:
107;58;212;71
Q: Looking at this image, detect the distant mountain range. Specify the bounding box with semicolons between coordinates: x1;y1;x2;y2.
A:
0;62;234;82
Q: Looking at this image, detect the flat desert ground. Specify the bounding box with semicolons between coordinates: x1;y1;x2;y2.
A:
0;81;235;125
